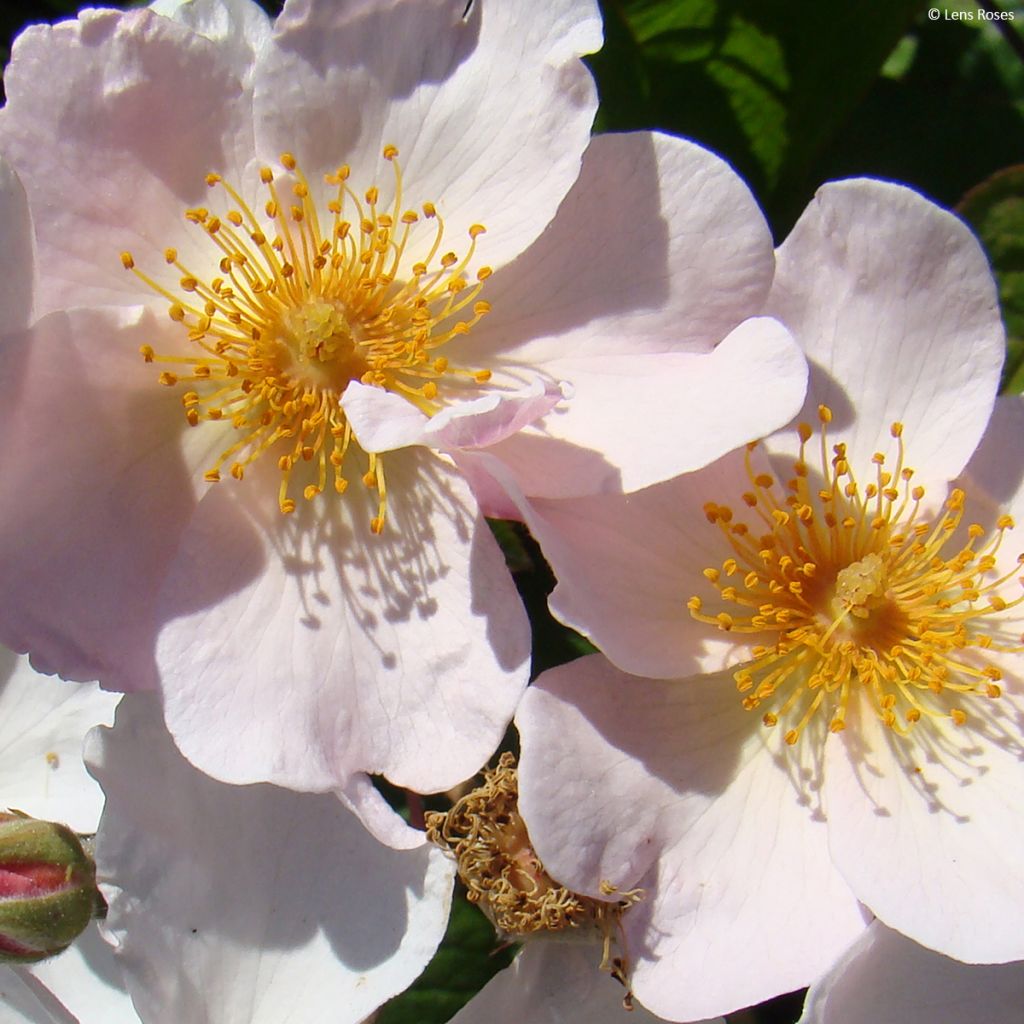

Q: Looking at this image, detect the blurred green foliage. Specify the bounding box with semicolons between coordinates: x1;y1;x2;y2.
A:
960;167;1024;389
593;0;925;231
592;0;1024;237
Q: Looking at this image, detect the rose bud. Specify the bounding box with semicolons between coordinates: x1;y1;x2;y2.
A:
0;811;98;963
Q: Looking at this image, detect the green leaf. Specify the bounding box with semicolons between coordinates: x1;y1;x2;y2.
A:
958;165;1024;393
375;892;515;1024
587;0;653;132
486;519;597;677
591;0;926;229
486;518;535;575
811;5;1024;226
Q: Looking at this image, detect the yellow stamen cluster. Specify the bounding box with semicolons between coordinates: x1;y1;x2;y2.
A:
688;406;1024;744
426;752;639;1001
121;147;494;532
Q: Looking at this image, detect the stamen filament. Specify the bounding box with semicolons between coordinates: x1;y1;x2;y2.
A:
125;147;496;527
691;407;1023;740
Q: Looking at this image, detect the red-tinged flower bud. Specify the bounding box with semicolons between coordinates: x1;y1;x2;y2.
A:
0;811;99;963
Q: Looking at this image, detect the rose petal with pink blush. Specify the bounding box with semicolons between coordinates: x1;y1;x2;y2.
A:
767;179;1004;487
150;0;271;83
486;316;805;498
255;0;601;271
424;379;565;451
0;7;255;315
517;448;757;680
824;692;1024;964
518;656;867;1022
156;447;530;799
450;131;777;368
439;131;804;496
0;158;35;332
0;307;207;690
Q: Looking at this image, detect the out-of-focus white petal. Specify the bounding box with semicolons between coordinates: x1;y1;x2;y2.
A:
0;649;133;1022
87;695;455;1024
0;648;118;833
0;967;71;1023
799;922;1024;1024
517;657;867;1022
11;923;140;1024
767;179;1004;486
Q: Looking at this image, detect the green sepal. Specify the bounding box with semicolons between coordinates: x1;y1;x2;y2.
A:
0;812;98;963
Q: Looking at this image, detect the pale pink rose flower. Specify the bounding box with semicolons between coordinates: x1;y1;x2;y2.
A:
799;922;1024;1024
0;0;805;824
507;181;1019;1020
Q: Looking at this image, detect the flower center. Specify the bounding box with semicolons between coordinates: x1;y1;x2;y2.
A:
834;552;886;615
120;147;493;532
425;752;639;1003
280;298;368;382
688;405;1024;744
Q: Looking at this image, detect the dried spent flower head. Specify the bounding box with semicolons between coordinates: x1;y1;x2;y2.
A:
426;752;640;1004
